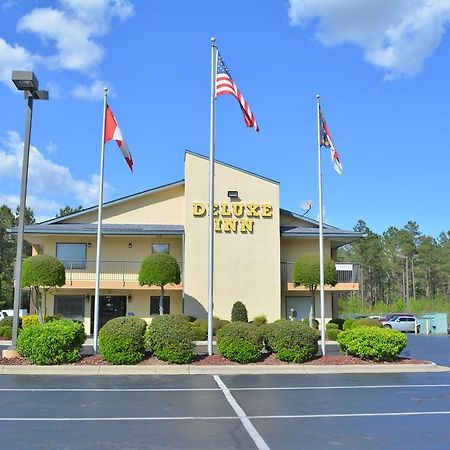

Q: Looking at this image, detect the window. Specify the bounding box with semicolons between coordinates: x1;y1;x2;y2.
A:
56;243;87;269
152;243;169;254
54;295;85;321
150;296;170;315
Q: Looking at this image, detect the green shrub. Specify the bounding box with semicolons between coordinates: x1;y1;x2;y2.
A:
231;301;248;322
301;318;320;330
44;315;62;322
337;327;407;361
192;316;227;336
264;321;318;363
252;315;267;327
191;324;207;341
22;315;39;328
326;322;339;330
351;318;382;329
328;318;345;330
0;316;22;328
326;328;342;341
343;319;356;331
99;316;147;365
217;322;263;363
17;320;86;365
2;327;12;340
148;314;195;364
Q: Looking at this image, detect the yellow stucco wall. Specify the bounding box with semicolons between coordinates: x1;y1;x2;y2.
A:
183;153;281;322
280;238;331;262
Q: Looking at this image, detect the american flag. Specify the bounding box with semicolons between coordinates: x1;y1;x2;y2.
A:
215;52;259;132
320;107;343;174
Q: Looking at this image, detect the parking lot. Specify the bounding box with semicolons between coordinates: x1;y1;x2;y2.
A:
1;334;449;449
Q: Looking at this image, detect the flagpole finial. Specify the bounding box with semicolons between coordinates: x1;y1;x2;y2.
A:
211;37;216;44
316;94;320;99
104;87;108;94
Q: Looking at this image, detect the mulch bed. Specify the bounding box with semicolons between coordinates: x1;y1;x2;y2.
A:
0;353;430;366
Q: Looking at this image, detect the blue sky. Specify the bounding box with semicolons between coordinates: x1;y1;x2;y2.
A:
1;0;449;238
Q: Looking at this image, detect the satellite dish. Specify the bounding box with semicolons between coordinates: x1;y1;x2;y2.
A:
300;200;313;212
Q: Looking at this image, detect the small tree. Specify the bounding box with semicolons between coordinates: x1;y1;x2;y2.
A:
292;253;337;319
139;254;181;315
231;301;248;322
21;255;66;323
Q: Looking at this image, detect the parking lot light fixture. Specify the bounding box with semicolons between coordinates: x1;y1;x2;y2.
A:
9;70;49;351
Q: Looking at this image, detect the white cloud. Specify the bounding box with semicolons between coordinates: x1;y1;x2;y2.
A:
288;0;450;78
71;80;115;101
17;0;134;72
0;131;112;219
0;37;35;88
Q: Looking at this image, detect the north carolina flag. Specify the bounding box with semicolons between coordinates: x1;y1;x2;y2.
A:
104;105;133;172
319;107;343;175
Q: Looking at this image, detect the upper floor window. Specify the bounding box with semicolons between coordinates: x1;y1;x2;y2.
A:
152;243;169;254
56;243;87;269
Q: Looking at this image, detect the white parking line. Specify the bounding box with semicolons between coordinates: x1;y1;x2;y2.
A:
0;416;238;421
1;383;449;393
249;411;450;419
214;375;270;450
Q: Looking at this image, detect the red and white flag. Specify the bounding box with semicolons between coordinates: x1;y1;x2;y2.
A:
104;105;133;172
215;52;259;132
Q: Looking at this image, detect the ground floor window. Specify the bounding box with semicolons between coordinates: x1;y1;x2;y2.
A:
54;295;85;321
150;296;170;315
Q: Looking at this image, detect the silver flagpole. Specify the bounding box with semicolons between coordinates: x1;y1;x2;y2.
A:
207;37;217;356
316;94;326;356
93;87;108;353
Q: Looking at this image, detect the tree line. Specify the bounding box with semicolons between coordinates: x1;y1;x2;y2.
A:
338;220;450;305
0;204;81;308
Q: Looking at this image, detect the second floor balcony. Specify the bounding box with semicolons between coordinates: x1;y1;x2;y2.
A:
62;259;183;287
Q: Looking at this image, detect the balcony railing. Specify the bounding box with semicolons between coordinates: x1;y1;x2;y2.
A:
281;261;360;284
61;260;183;284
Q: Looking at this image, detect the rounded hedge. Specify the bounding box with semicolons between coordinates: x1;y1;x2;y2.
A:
191;317;229;336
351;318;383;329
337;327;407;361
147;314;195;364
264;321;318;363
343;319;356;331
328;318;345;330
17;319;86;365
217;322;263;363
326;328;342;341
191;324;207;341
0;316;22;328
99;316;147;365
22;315;39;328
251;315;267;327
325;322;339;330
231;301;248;322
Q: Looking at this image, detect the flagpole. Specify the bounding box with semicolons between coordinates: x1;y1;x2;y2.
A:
317;94;326;356
93;87;108;353
207;37;217;356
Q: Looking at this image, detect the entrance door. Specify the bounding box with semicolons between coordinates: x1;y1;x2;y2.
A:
286;296;314;321
90;296;127;333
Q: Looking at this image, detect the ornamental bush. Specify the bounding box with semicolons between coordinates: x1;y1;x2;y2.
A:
326;328;342;341
252;315;268;327
147;314;195;364
264;321;318;363
231;301;248;322
351;318;383;329
328;318;346;330
22;314;39;328
343;319;356;331
191;317;228;336
99;316;147;365
17;319;86;365
217;322;263;363
0;316;22;328
191;324;207;341
326;322;339;330
2;327;12;340
337;327;407;361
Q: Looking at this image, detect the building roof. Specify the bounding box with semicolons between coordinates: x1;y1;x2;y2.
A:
17;224;184;236
281;226;360;239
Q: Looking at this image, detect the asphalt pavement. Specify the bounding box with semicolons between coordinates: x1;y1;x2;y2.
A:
2;372;450;449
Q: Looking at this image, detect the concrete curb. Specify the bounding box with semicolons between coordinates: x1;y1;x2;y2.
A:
1;363;448;376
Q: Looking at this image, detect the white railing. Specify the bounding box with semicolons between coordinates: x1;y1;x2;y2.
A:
280;261;360;284
61;260;183;284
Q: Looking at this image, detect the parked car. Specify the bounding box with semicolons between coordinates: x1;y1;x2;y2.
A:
379;313;414;321
382;316;420;333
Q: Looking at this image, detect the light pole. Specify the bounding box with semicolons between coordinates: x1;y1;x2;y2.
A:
9;71;48;353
